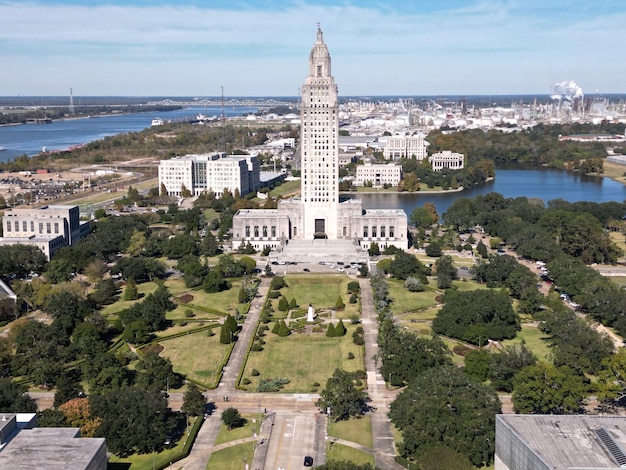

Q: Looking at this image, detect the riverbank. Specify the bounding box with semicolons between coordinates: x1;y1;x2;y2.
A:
341;177;494;196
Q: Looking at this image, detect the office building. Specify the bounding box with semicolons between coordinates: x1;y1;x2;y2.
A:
159;153;260;198
0;205;90;259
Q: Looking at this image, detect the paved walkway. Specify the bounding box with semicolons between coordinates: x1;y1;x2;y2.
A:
176;274;404;470
175;277;271;470
359;278;404;470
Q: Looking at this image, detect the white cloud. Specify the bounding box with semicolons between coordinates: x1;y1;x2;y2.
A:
0;1;624;95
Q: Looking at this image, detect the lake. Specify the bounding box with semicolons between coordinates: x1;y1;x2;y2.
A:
344;167;626;216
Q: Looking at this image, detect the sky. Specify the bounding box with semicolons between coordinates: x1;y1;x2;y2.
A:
1;0;625;97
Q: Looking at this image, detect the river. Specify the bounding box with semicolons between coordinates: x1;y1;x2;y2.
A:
0;106;258;162
344;167;626;216
1;108;625;215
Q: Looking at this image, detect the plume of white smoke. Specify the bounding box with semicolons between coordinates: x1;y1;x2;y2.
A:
551;80;584;103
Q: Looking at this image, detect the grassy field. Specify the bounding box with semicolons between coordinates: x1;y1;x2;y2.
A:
609;232;626;263
328;416;373;448
100;281;160;316
501;323;553;363
326;443;375;466
387;279;439;316
206;442;254;470
269;180;300;197
601;161;626;184
177;280;248;316
241;325;365;393
214;413;264;445
270;275;360;320
159;330;232;387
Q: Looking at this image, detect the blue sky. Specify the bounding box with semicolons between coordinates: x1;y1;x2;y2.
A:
1;0;624;97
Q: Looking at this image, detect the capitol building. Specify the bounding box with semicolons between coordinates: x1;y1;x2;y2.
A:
232;27;408;255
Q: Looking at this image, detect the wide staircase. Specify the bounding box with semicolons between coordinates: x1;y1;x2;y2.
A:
278;238;366;264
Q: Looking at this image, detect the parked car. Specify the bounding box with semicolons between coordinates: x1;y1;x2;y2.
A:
304;456;314;467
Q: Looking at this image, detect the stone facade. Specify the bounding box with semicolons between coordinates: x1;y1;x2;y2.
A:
429;150;465;170
355;163;402;187
232;27;408;252
0;205;90;259
383;133;428;160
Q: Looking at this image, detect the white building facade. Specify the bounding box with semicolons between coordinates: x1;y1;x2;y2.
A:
159;153;260;198
355;163;402;187
232;28;408;252
383;133;428;160
429;150;465;171
0;205;90;259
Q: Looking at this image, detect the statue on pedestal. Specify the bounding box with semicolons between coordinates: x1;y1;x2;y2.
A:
307;304;315;322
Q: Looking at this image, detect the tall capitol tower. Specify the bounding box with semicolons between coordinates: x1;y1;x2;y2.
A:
231;27;408;255
300;26;340;239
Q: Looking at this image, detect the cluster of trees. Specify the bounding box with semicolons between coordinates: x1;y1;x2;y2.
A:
444;193;623;264
399;156;494;191
426;122;622;169
433;289;520;345
371;273;499;467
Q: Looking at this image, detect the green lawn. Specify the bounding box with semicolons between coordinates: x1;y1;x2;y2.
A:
270;275;360;320
100;281;160;316
269;180;300;197
501;323;553;363
182;280;248;316
241;325;365;393
206;442;254;470
159;330;232;387
326;443;375;466
214;414;264;445
328;416;373;448
387;279;439;316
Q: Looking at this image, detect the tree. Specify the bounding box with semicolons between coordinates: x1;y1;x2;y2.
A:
489;343;537;392
278;295;289;312
326;322;336;337
289;297;298;309
123;278;139;301
512;362;587;414
388;250;431;280
335;295;345;310
335;319;347;336
181;383;207;417
435;255;457;289
222;407;245;429
317;369;369;421
0;378;37;412
379;329;451;386
432;289;519;345
410;205;438;229
368;242;380;256
90;386;172;456
389;366;500;467
136;350;183;392
424;241;442;257
476;239;489;258
270;276;287;290
59;397;102;437
238;286;248;304
463;349;491;382
203;269;230;293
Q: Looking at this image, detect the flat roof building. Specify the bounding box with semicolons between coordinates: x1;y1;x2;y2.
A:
355;163;402;187
158;153;260;198
383;133;428;161
0;205;90;259
429;150;465;171
496;414;626;470
0;413;106;470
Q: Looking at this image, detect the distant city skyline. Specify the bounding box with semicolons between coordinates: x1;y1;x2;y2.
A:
1;0;625;97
